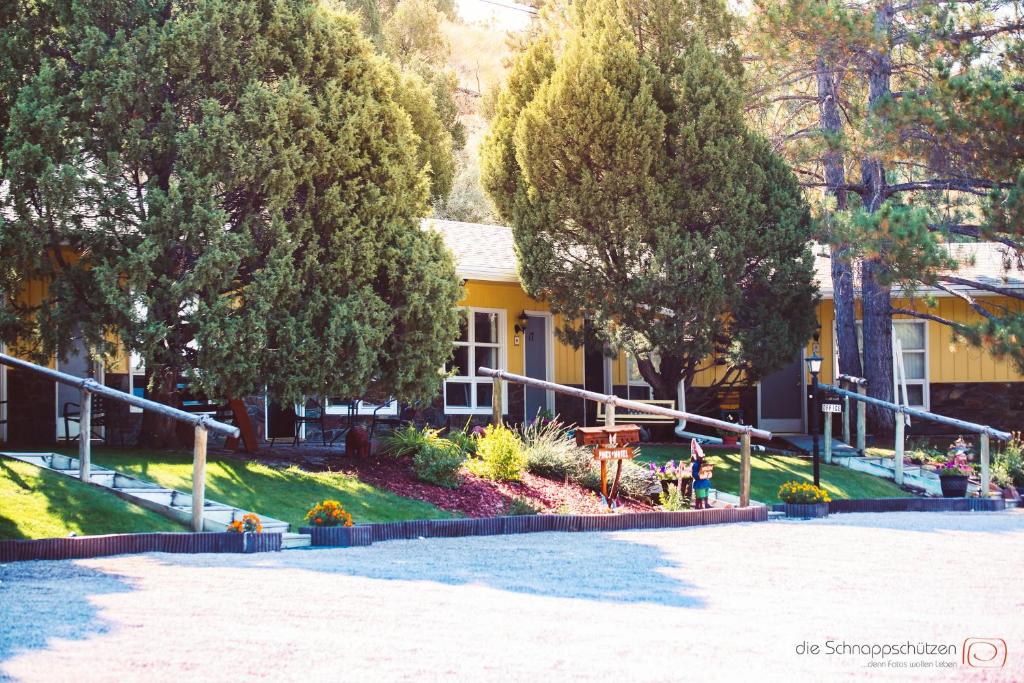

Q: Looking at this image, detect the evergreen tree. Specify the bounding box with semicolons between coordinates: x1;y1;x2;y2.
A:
482;0;818;408
0;0;462;446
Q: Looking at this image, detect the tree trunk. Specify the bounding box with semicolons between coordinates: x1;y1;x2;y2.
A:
816;51;862;381
137;364;182;448
858;1;896;436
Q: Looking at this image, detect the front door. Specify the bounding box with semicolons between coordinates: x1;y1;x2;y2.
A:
758;352;805;433
523;314;550;421
56;332;95;441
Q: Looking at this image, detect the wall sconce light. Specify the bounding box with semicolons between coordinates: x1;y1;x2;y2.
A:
514;311;530;335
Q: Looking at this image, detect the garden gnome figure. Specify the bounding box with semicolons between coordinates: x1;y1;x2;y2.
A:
691;438;713;509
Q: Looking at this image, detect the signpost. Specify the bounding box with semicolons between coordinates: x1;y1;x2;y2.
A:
576;426;640;504
822;397;841;464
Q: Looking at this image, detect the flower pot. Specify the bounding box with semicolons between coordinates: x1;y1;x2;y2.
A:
783;502;829;519
300;525;370;547
939;475;969;498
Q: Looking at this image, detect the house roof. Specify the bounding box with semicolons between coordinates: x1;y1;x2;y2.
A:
426;218;1024;297
812;242;1024;297
426;219;520;283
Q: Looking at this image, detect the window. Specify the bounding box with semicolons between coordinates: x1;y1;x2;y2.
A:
845;321;928;409
444;308;506;413
127;352;146;413
893;321;928;409
626;354;654;400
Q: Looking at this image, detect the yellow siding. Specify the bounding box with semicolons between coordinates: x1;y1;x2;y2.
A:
459;280;584;385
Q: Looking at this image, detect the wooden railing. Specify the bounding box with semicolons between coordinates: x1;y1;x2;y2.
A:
0;351;239;531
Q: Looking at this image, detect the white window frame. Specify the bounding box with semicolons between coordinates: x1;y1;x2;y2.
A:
444;307;508;415
892;320;929;410
835;320;929;410
626;354;654;400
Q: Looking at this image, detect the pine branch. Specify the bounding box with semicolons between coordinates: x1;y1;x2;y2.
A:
937;275;1024;300
885;177;1010;197
927;223;1023;250
890;306;969;330
932;281;998;321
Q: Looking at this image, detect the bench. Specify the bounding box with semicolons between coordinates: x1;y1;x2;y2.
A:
597;399;676;425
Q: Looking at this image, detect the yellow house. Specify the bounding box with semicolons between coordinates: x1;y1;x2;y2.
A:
431;220;1024;434
2;222;1022;443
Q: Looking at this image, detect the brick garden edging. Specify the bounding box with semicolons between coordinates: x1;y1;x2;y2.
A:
304;506;769;547
0;531;282;563
769;497;1007;515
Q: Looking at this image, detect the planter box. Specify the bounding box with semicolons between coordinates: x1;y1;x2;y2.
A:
300;525;373;547
939;475;969;498
783;503;829;519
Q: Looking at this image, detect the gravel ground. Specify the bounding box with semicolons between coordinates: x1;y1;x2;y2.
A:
1;511;1022;682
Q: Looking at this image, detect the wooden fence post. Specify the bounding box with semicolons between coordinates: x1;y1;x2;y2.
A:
842;395;851;446
856;385;867;454
894;411;904;486
192;425;208;532
824;411;833;464
492;377;503;426
740;432;751;507
78;388;91;483
980;432;991;498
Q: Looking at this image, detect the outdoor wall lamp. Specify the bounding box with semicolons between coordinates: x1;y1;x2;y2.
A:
514;311;530;335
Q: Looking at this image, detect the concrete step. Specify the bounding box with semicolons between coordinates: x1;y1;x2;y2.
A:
282;533;312;549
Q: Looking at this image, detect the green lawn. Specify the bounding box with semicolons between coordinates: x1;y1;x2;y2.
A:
636;445;912;504
0;458;185;540
78;447;454;529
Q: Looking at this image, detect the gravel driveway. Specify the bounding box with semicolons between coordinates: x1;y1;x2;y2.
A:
2;511;1022;682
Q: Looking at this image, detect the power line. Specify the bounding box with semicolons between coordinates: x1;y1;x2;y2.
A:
470;0;538;16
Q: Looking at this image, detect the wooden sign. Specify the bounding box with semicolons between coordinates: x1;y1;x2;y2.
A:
575;425;641;447
593;446;635;462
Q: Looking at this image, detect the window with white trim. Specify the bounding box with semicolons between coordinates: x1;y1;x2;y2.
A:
849;321;928;409
626;354;654;400
444;308;506;413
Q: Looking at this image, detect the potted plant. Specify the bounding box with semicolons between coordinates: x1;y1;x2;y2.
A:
300;499;356;546
226;512;263;534
936;459;972;498
778;481;831;518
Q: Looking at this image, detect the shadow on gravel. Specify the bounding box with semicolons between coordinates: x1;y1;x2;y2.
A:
779;509;1024;534
0;562;135;671
153;530;708;609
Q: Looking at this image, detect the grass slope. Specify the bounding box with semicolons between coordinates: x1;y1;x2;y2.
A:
84;448;455;529
636;446;911;504
0;458;184;540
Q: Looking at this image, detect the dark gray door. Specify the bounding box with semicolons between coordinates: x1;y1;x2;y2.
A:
56;332;92;440
759;352;804;433
524;315;549;420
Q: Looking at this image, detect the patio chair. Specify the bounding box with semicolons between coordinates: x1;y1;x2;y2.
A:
62;395;110;444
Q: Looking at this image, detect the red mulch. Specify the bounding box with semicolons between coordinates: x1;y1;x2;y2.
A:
337;455;654;517
233;445;654;517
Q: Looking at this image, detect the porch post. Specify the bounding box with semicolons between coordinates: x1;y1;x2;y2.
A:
78;388;91;483
491;377;503;427
856;385;867;454
823;411;833;464
842;395;851;446
740;432;751;507
192;425;208;532
980;432;991;498
894;411;904;486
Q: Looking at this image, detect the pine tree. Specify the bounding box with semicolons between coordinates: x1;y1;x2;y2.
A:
0;0;462;447
482;0;818;408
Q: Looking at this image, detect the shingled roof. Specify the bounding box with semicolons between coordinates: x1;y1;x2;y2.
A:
427;218;1024;297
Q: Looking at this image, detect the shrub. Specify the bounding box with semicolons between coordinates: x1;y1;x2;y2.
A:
227;512;262;533
380;424;441;458
659;483;690;511
446;428;478;455
304;500;354;527
778;481;831;504
610;459;662;500
993;435;1024;488
413;440;466;488
473;424;526;481
522;419;592;482
504;497;541;515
